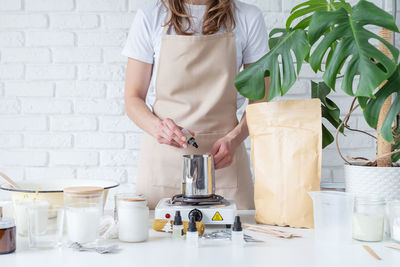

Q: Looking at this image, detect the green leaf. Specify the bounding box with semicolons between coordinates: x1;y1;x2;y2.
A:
381;94;400;142
311;80;335;110
363;66;400;143
311;80;343;148
308;1;400;97
286;0;350;30
322;124;335;148
392;144;400;162
363;66;400;129
234;28;310;101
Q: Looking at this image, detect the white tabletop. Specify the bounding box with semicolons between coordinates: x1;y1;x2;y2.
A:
1;211;399;267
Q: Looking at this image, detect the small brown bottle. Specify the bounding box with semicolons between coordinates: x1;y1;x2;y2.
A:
0;207;16;254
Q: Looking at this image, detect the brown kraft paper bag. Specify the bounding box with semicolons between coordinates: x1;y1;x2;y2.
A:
246;99;321;228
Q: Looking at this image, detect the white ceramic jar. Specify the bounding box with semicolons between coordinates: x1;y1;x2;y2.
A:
116;194;149;243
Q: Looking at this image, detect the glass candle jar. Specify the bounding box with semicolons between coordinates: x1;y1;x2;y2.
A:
388;199;400;243
116;194;149;243
14;199;49;236
27;205;64;248
352;196;385;242
0;207;16;254
64;186;104;244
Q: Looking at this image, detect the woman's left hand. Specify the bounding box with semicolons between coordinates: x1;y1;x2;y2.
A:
209;136;238;170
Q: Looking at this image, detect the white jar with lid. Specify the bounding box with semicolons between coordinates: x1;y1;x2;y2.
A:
352;196;385;242
116;194;149;242
64;186;104;244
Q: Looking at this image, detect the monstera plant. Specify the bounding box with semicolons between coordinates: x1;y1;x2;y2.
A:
235;0;400;198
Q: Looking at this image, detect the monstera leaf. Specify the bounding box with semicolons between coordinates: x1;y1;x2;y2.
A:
286;0;350;30
311;81;343;148
234;28;310;101
363;66;400;143
308;0;399;97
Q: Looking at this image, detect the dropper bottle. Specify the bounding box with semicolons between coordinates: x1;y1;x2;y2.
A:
181;129;198;148
231;215;244;246
172;211;184;240
186;216;198;247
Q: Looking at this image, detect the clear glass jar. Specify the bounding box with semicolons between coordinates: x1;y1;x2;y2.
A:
116;193;149;242
352;196;385;242
388;199;400;243
27;204;64;248
64;186;104;244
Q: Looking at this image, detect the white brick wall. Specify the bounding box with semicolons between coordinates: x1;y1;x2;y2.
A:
0;0;399;190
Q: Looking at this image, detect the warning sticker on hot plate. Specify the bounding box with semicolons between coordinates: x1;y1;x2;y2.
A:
212;211;223;221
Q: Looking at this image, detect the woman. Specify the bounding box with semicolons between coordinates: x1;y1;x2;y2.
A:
123;0;269;209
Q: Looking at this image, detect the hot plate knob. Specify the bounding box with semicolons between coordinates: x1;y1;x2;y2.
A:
188;209;202;222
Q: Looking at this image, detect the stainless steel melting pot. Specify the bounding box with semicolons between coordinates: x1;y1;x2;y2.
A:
182;154;215;198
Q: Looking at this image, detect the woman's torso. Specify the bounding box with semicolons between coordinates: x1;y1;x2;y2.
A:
122;0;269;109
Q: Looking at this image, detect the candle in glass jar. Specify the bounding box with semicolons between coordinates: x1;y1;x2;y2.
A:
352;196;385;242
64;186;104;244
389;200;400;243
352;213;384;242
66;206;102;244
14;199;49;236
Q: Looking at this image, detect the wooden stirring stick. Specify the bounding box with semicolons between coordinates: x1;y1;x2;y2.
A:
0;172;21;189
242;223;302;238
363;245;382;261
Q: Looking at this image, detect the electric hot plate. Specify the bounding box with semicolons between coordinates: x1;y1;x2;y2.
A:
155;197;237;226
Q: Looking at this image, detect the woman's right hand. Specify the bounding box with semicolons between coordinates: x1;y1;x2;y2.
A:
154;118;195;148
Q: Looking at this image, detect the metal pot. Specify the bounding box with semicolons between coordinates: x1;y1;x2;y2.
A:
182;154;215;198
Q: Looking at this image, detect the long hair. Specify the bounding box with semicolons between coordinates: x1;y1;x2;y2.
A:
160;0;236;35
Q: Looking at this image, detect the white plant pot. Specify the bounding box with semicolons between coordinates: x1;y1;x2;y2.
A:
344;164;400;200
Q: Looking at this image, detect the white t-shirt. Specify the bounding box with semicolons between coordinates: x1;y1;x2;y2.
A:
122;0;269;109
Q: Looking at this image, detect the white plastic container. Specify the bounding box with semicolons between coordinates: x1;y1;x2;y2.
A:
308;191;354;244
64;186;104;244
116;194;149;243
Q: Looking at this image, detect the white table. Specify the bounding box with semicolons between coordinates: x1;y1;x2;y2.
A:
2;211;399;267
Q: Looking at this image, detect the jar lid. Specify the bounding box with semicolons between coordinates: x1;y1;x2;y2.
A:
116;193;147;207
0;217;15;230
64;186;104;194
121;197;146;202
355;195;385;205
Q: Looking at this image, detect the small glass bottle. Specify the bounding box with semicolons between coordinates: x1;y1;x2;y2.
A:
231;216;244;246
0;207;16;254
186;216;198;247
172;211;184;240
181;129;198;148
388;199;400;243
352;196;385;242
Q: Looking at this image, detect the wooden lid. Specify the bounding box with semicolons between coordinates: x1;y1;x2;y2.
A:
63;186;104;194
121;197;146;202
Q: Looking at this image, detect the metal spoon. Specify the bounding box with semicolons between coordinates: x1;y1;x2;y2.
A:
70;242;119;254
0;172;21;189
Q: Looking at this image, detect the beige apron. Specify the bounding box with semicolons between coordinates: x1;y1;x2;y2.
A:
136;23;254;209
